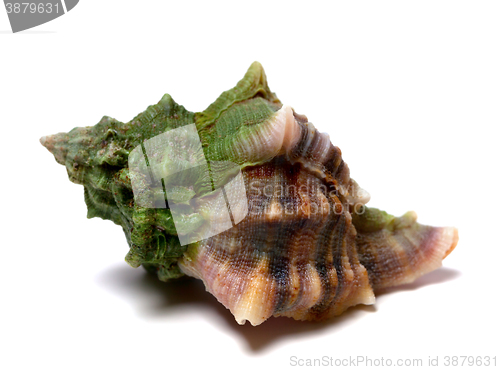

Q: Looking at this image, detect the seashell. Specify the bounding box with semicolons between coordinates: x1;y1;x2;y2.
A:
40;62;458;326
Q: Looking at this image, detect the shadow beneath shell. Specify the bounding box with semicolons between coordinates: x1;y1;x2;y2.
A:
376;267;461;296
96;264;460;352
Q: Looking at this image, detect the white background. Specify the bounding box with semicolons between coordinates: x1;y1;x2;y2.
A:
1;1;499;369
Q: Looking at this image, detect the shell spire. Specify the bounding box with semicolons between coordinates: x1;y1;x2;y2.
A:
41;62;458;326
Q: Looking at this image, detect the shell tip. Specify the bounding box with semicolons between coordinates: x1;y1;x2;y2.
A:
443;227;459;259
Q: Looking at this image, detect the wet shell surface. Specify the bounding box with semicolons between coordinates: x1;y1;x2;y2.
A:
41;62;458;326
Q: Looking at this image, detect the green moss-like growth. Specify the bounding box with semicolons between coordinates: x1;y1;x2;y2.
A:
41;62;282;280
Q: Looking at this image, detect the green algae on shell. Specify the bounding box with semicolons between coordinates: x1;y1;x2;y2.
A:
41;62;458;325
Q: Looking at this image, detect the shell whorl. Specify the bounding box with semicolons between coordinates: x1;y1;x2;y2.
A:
179;156;375;325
